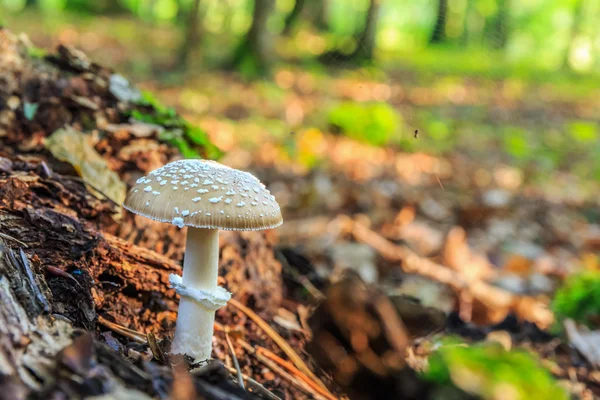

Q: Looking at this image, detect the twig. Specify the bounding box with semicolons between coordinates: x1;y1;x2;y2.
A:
256;346;337;400
221;365;282;400
0;232;28;247
225;330;245;390
98;315;147;343
237;339;328;400
350;220;554;328
228;297;332;394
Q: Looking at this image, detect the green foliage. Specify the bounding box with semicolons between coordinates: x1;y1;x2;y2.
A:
502;127;532;160
552;271;600;328
26;45;47;59
23;102;38;120
567;121;598;144
327;102;400;146
131;91;222;160
424;339;568;400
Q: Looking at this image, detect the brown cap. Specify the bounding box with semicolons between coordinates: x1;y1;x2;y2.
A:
123;160;282;230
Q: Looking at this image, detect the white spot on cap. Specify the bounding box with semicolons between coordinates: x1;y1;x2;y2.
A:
203;179;213;185
226;190;236;195
197;189;209;194
253;187;260;193
144;185;152;192
211;185;219;190
237;201;245;207
136;177;145;184
181;210;190;216
146;201;150;206
174;207;179;214
209;197;223;204
251;202;258;206
205;212;212;216
160;181;167;186
173;186;178;190
172;217;184;228
220;210;224;214
192;197;201;202
225;198;232;204
152;191;160;195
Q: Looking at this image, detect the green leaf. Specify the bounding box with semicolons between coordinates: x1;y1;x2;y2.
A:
23;102;39;121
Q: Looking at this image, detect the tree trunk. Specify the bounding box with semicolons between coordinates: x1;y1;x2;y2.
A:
282;0;306;36
176;0;202;68
489;0;509;49
314;0;329;30
429;0;448;44
349;0;380;62
230;0;274;76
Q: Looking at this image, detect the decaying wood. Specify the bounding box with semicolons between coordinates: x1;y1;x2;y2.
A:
307;272;429;400
0;28;299;399
0;155;268;398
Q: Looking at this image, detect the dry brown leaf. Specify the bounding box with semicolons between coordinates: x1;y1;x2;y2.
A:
45;127;126;206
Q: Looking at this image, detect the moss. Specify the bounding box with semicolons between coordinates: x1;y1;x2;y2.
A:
552;271;600;328
327;101;401;147
423;339;567;400
131;91;222;160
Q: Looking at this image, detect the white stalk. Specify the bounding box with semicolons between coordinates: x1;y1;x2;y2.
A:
170;227;230;361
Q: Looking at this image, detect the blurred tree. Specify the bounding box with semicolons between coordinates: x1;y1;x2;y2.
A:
319;0;380;64
309;0;329;31
487;0;510;49
282;0;305;36
229;0;274;76
430;0;448;44
176;0;202;68
349;0;380;61
283;0;329;36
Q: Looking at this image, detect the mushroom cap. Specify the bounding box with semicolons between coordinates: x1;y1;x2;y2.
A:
123;159;282;231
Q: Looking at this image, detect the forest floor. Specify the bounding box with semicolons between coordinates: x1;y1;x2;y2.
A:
1;15;600;400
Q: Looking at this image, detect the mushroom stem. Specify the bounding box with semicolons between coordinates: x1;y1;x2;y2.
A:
171;227;222;361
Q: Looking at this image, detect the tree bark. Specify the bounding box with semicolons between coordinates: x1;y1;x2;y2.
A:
429;0;448;44
176;0;202;69
230;0;275;76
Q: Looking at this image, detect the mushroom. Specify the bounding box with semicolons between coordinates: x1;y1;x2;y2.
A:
123;159;282;361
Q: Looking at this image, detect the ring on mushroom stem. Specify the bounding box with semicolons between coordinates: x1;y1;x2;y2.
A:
123;159;283;361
